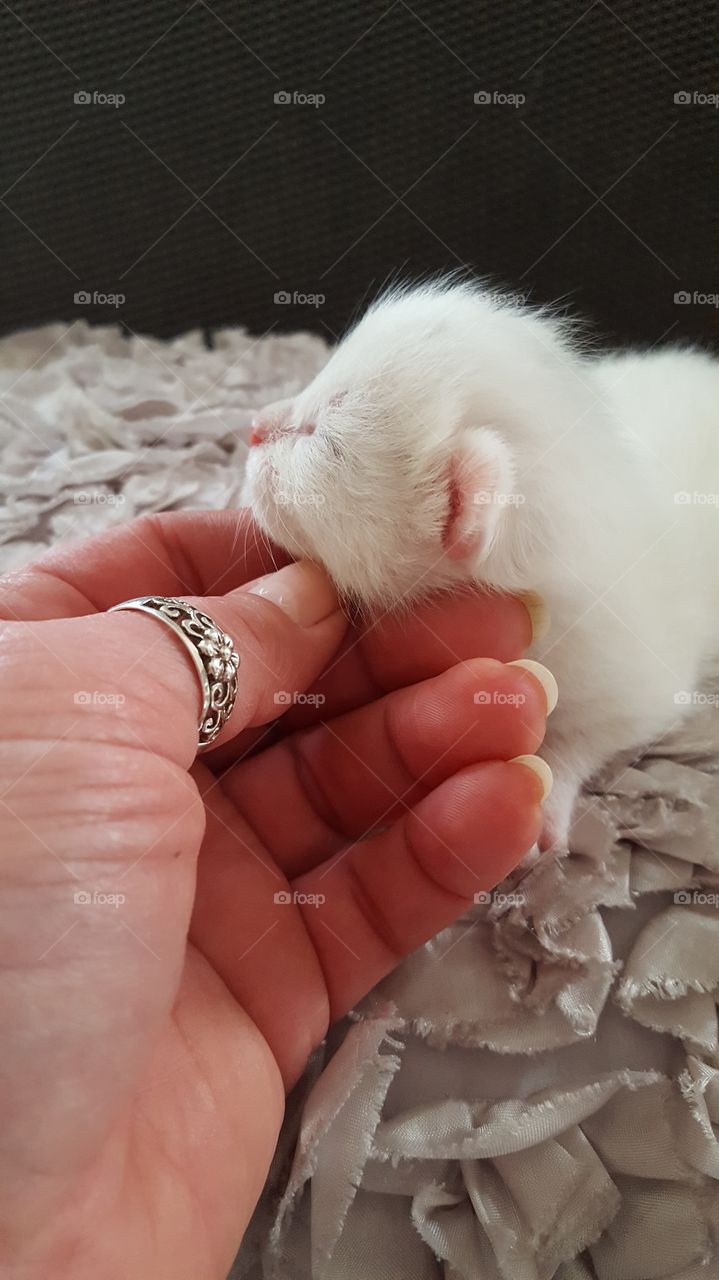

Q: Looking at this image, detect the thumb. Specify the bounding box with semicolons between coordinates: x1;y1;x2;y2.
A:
3;561;347;769
109;559;347;761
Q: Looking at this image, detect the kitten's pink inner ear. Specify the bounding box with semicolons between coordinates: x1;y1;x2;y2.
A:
443;457;477;561
442;448;496;563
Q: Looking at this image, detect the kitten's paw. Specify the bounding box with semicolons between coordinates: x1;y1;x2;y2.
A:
537;771;579;853
538;816;569;854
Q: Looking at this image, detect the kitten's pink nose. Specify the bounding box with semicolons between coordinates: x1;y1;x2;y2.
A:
249;420;268;446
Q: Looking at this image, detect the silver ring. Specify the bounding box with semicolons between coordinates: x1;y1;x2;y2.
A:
109;596;240;750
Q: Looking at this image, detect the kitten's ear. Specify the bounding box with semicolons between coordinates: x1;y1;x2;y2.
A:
442;427;515;563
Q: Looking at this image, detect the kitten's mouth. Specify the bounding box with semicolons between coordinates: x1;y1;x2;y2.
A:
247;466;310;557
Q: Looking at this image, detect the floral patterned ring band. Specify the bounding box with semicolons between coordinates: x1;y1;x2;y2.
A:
109;596;240;750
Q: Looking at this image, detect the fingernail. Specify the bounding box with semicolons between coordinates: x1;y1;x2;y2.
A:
507;658;559;714
518;591;550;643
509;754;553;801
245;560;339;627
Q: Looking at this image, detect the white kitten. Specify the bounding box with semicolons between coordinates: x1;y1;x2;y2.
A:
242;281;719;846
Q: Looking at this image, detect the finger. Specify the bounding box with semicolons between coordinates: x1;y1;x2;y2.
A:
1;561;347;768
190;756;550;1083
278;587;547;730
221;657;556;875
0;509;287;621
207;586;547;772
298;757;550;1017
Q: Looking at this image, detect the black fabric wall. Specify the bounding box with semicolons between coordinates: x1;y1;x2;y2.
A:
1;1;717;347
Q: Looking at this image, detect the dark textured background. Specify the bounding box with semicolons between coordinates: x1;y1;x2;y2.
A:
1;1;717;348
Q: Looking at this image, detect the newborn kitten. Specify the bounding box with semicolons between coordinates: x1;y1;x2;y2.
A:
242;281;719;847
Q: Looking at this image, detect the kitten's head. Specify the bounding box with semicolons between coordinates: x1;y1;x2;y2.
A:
243;282;565;607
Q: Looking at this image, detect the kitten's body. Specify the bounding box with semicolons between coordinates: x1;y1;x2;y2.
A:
521;347;719;835
243;283;719;843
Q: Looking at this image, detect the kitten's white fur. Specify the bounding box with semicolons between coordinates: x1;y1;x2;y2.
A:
243;282;719;844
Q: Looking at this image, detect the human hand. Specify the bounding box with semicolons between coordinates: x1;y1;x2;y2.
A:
0;509;554;1279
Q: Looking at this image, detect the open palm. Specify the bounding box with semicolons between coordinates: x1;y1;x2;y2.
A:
0;510;551;1280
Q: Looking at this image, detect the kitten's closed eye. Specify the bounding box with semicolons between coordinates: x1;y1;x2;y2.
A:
249;418;315;446
250;391;347;447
